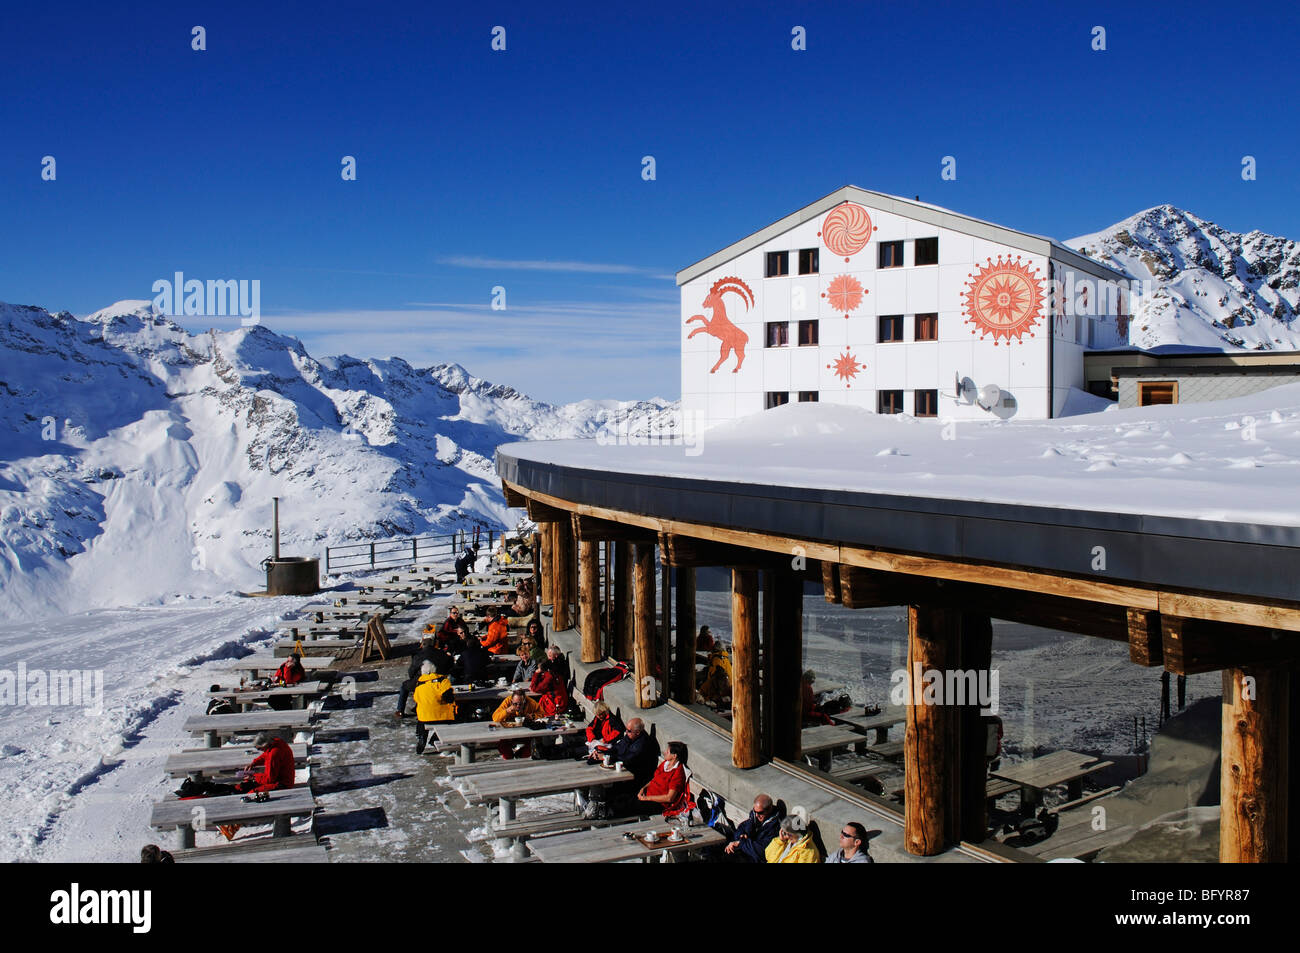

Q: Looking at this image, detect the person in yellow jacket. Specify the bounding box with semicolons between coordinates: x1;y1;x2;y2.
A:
413;661;456;755
698;631;732;707
492;688;544;759
764;817;823;863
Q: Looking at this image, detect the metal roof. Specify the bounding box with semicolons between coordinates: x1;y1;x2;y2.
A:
498;444;1300;605
675;185;1126;286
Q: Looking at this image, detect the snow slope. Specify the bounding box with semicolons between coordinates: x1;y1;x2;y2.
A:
0;301;675;621
1068;206;1300;351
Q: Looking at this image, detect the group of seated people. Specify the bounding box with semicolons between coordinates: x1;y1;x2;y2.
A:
492;541;531;566
721;793;872;863
575;714;695;821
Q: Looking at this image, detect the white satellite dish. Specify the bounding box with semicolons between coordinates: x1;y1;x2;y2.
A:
978;384;1002;410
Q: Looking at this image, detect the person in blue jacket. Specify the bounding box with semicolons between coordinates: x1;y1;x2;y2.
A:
723;793;784;862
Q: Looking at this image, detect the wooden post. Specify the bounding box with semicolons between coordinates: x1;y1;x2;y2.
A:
603;540;613;657
904;604;958;856
1220;665;1289;862
761;574;775;761
673;567;697;703
660;560;672;700
633;543;657;708
615;541;633;661
553;518;574;631
531;531;541;618
732;569;761;769
770;568;804;762
540;524;553;610
578;540;601;663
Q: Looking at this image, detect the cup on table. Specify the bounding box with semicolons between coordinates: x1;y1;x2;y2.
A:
615;761;623;772
668;829;683;842
602;754;612;767
646;829;659;841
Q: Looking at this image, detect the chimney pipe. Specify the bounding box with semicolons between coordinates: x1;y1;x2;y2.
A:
273;497;280;561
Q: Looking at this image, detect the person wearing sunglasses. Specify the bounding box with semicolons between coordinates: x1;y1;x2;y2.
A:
825;821;872;863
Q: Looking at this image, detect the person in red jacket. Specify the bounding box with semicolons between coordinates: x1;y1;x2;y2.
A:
236;732;296;793
584;701;624;756
637;741;695;819
481;611;511;655
530;659;569;716
273;656;304;687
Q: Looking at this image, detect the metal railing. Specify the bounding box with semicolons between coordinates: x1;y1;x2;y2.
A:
324;525;502;576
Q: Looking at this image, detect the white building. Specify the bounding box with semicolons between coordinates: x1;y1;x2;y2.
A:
678;186;1129;429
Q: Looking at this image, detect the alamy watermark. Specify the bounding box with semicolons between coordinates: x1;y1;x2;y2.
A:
890;663;999;715
152;272;260;326
0;662;104;715
595;405;706;457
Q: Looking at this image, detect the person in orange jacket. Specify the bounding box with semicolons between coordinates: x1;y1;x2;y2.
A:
492;689;543;759
236;732;295;793
480;610;511;655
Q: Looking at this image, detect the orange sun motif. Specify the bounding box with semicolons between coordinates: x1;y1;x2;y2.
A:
826;348;864;387
962;256;1044;344
823;274;865;319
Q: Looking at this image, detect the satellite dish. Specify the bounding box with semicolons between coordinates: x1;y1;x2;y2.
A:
978;384;1002;409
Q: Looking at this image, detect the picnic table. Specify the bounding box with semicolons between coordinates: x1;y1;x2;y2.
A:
183;711;313;748
164;743;312;780
833;710;905;744
463;759;633;825
433;720;586;764
529;818;726;864
991;750;1115;812
206;681;327;711
150;786;316;849
226;656;335;678
800;724;869;769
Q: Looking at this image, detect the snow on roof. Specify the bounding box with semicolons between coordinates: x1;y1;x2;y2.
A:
501;384;1300;528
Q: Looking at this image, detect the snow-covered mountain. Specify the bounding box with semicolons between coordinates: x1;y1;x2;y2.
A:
0;301;676;621
1068;206;1300;351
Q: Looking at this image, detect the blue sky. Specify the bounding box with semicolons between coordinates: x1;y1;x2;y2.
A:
2;1;1297;403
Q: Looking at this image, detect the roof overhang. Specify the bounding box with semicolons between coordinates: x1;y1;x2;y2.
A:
675;185;1126;286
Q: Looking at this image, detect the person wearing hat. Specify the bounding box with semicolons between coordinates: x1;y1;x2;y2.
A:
235;732;296;794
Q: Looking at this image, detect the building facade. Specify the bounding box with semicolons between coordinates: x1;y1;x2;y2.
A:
678;186;1128;430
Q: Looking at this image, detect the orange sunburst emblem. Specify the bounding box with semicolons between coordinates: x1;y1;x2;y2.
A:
826;348;864;387
962;256;1044;344
823;274;865;319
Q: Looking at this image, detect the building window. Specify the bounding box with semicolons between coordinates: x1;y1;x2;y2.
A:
798;391;819;402
797;319;819;346
878;241;904;268
765;391;790;409
1139;381;1178;406
914;312;938;341
914;389;938;417
798;248;819;275
765;322;789;348
914;237;939;266
878;314;903;342
766;251;789;277
877;390;903;414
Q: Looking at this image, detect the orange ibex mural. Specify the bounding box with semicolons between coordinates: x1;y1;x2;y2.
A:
686;276;753;373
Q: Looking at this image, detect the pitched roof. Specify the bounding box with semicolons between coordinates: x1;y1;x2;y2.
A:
675;185;1125;286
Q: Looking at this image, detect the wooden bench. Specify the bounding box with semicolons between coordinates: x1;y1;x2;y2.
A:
165;744;311;780
172;832;328;863
986;778;1021;804
183;711;313;747
830;761;890;783
447;758;553;779
225;656;335;678
150;786;317;849
207;681;328;711
867;740;904;759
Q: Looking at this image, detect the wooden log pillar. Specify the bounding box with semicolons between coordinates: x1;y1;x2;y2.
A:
1220;665;1289;863
904;604;958;856
633;543;658;707
770;568;804;762
553;518;575;631
539;525;554;610
578;539;601;663
673;567;697;703
731;569;762;769
603;540;613;656
615;541;633;661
